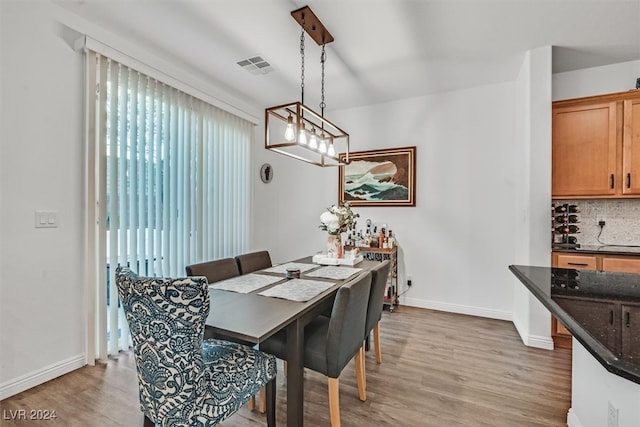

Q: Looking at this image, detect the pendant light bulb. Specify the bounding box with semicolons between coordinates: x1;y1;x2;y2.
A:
308;128;318;149
327;140;336;157
298;126;308;145
318;135;328;154
284;115;295;141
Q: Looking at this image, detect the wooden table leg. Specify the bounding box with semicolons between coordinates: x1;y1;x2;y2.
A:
286;320;305;427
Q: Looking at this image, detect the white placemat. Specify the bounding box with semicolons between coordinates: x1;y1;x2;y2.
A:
304;266;363;280
258;279;335;302
262;262;318;274
209;273;283;294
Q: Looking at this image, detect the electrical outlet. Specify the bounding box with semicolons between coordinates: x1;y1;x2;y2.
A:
608;401;619;427
407;276;413;287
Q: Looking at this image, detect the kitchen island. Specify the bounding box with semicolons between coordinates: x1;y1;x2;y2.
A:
509;265;640;427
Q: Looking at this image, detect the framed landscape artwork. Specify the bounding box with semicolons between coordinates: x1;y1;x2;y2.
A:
339;146;416;207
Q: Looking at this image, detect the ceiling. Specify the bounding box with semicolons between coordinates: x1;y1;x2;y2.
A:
54;0;640;112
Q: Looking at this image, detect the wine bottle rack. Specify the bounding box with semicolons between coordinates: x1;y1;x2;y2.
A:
552;203;580;248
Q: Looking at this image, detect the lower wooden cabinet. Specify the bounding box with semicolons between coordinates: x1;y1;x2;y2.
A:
622;304;640;362
551;252;640;349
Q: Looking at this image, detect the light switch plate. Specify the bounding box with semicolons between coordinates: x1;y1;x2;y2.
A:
35;210;58;228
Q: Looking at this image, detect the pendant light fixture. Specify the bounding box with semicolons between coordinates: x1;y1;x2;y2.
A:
265;6;349;167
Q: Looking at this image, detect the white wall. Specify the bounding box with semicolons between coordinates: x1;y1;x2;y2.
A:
0;0;86;398
257;82;521;321
512;46;555;350
553;59;640;101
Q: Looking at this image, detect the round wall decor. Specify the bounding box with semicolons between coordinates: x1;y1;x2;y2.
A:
260;163;273;183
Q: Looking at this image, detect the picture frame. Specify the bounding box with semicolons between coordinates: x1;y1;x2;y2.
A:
339;146;416;207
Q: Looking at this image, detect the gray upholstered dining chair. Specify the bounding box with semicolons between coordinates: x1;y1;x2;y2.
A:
185;257;240;283
361;260;391;389
115;266;277;427
260;271;372;427
234;250;272;275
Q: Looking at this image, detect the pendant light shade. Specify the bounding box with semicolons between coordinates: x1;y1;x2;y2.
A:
265;6;349;167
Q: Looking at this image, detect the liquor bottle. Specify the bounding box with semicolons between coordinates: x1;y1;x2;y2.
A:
388;230;395;248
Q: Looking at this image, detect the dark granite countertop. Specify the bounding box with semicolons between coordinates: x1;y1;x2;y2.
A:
509;265;640;385
552;244;640;256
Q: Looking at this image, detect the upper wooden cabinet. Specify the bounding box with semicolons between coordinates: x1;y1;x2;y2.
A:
552;90;640;198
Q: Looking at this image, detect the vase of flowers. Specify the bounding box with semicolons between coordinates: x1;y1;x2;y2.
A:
319;202;359;258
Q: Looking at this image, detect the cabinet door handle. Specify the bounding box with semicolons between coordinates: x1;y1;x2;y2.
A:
626;311;631;328
609;310;614;325
610;174;615;189
627;173;631;188
567;262;589;266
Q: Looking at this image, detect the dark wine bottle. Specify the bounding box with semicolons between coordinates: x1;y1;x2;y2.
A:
555;215;569;223
568;205;580;213
568;215;579;223
555;225;579;234
554;205;568;213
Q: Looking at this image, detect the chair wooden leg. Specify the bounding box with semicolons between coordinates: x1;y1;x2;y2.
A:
248;395;256;410
258;387;266;414
284;360;287;376
266;377;276;427
328;377;341;427
143;415;155;427
360;344;367;391
355;348;366;402
373;321;382;364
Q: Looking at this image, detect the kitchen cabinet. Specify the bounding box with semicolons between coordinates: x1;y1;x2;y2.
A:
553;296;640;362
622;304;640;362
551;252;640;349
551;253;597;348
554;253;597;270
552;90;640;198
601;256;640;273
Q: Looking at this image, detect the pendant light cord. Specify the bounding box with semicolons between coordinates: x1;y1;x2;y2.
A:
320;42;326;117
299;15;305;105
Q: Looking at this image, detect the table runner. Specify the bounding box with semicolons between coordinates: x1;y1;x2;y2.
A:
210;273;283;294
304;266;362;280
258;279;335;302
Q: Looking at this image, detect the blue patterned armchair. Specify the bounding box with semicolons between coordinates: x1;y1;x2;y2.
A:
115;267;277;426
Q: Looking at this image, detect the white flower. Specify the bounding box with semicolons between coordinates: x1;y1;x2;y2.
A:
320;211;340;233
319;202;359;235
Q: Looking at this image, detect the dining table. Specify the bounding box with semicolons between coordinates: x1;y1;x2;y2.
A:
205;255;377;427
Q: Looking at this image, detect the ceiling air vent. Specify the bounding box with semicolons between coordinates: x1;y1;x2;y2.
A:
237;56;273;75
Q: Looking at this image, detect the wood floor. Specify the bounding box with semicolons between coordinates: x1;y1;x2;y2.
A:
0;307;572;427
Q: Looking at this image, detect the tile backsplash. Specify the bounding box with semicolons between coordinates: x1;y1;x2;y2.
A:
553;199;640;246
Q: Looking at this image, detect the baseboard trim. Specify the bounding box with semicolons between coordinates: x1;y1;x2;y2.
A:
512;315;554;350
567;408;583;427
0;354;86;400
401;297;512;321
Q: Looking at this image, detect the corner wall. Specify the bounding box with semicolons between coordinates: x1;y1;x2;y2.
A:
0;1;86;398
512;46;554;349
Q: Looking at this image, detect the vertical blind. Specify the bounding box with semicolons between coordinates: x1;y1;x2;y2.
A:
88;52;252;357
